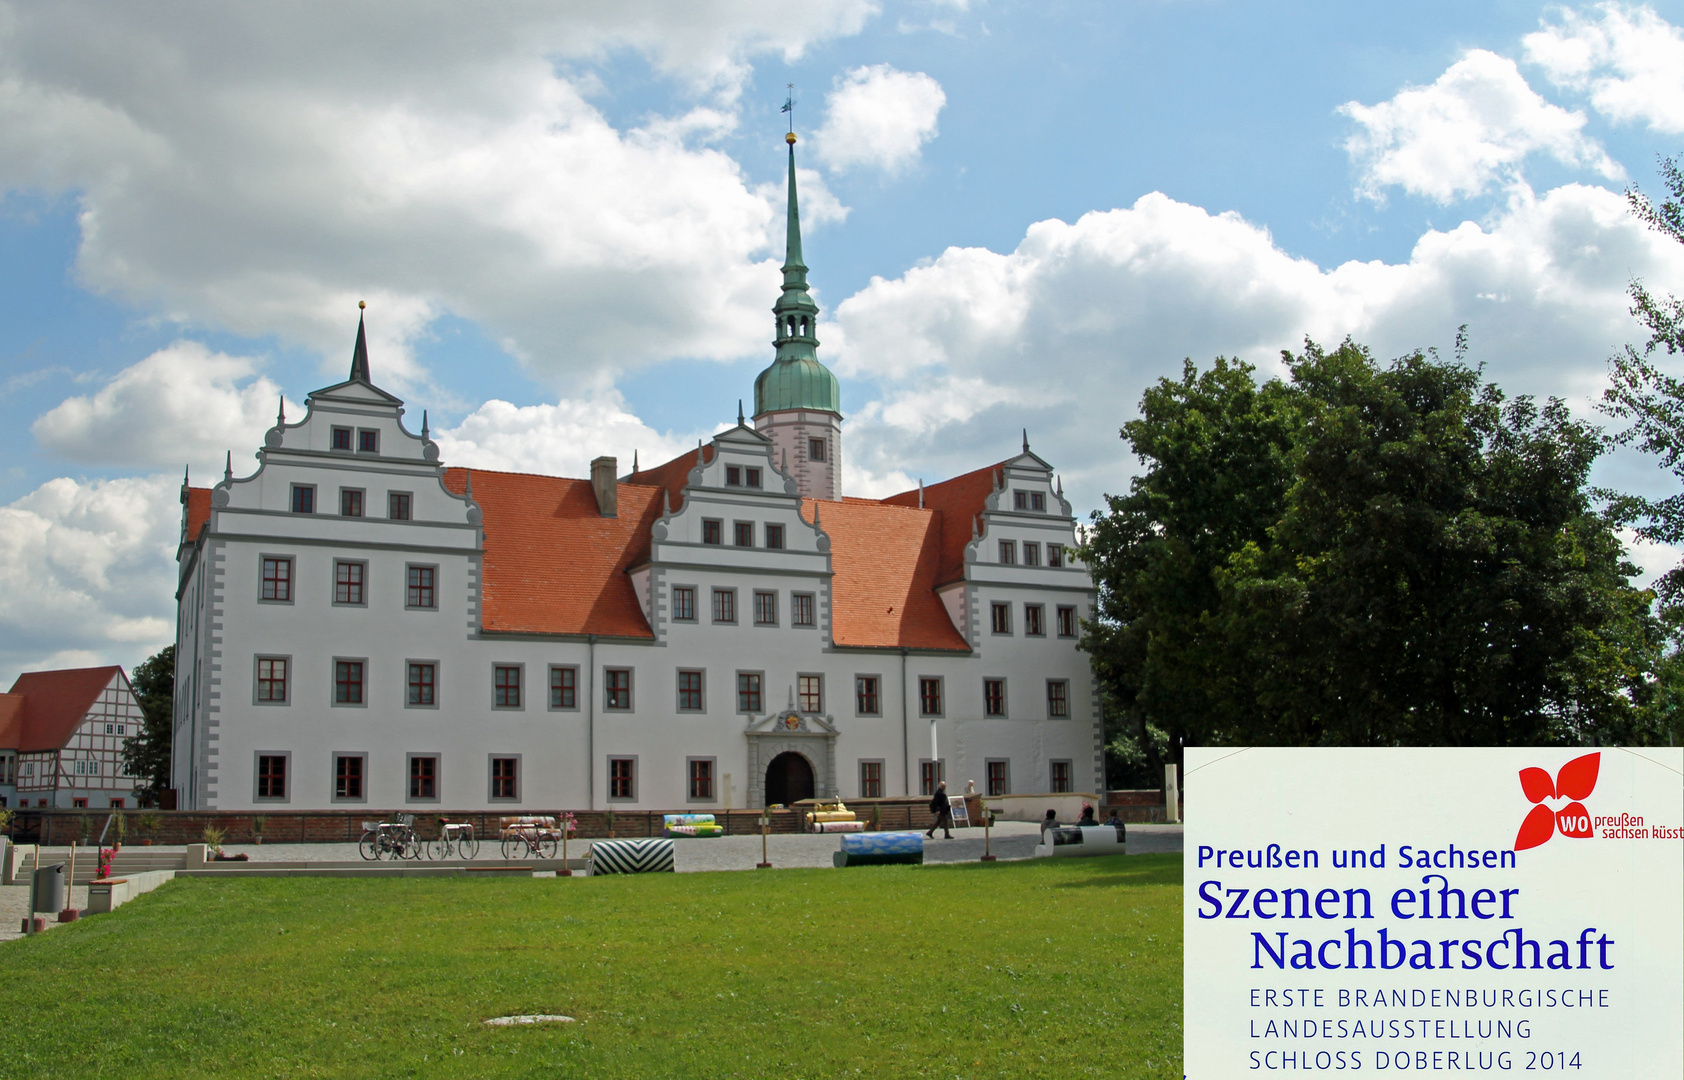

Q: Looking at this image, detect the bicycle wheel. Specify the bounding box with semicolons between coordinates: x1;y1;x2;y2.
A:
537;834;558;859
501;835;519;860
426;836;448;861
402;829;424;860
459;833;480;860
358;830;380;861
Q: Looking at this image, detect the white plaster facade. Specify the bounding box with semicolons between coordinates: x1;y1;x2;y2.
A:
171;363;1101;811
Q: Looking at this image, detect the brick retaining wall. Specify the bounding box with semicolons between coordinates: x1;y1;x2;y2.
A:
7;798;957;846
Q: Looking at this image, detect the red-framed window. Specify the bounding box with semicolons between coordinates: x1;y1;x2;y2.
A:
335;661;364;704
408;663;435;706
490;757;518;800
257;658;288;703
919;677;942;716
550;666;576;709
604;669;631;710
859;760;882;799
407;566;435;608
261;557;292;602
609;757;635;800
334;561;365;605
494;666;521;708
257;755;287;799
688;759;713;800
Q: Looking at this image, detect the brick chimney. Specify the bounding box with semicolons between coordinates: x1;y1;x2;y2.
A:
591;456;617;517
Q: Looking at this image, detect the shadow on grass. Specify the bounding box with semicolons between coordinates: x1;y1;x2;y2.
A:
1047;853;1182;889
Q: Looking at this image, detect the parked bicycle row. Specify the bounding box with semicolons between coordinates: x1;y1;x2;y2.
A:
357;814;576;861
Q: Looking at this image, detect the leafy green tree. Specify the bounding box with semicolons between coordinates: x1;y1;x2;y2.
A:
121;645;174;805
1604;154;1684;603
1082;356;1304;784
1083;340;1663;768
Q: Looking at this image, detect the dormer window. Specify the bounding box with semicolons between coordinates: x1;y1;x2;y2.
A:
331;427;353;451
745;467;762;488
1013;490;1046;512
726;466;742;487
358;429;379;453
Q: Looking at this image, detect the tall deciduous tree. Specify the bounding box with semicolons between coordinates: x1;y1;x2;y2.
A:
1083;340;1664;774
121;644;174;805
1603;154;1684;602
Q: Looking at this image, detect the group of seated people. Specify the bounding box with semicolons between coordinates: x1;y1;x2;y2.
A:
1041;804;1124;837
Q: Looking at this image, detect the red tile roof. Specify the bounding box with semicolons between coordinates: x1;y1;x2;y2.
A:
0;695;23;750
810;498;970;652
881;462;1006;587
185;487;211;542
188;446;976;649
623;445;712;518
2;667;124;753
443;469;660;640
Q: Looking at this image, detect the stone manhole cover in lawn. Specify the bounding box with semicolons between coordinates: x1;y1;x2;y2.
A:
483;1015;575;1026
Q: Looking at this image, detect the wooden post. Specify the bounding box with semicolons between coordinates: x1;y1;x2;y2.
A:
756;809;771;869
981;807;996;861
560;822;572;876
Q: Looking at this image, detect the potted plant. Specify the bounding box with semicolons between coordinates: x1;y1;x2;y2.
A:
98;846;116;880
137;811;160;845
113;807;127;850
250;815;265;845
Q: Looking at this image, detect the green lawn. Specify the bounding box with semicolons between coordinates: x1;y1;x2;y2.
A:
0;854;1182;1079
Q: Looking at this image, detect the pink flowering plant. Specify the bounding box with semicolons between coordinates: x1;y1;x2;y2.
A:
97;847;116;879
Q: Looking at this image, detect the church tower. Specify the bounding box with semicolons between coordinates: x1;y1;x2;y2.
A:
753;130;843;501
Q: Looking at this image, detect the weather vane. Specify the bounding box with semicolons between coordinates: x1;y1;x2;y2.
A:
782;83;796;136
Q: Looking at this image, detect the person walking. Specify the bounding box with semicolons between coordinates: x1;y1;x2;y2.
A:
925;781;954;839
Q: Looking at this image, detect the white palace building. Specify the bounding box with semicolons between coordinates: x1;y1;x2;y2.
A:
171;135;1101;812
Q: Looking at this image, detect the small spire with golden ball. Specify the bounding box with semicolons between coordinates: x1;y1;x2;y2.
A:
358;300;366;309
786;131;797;144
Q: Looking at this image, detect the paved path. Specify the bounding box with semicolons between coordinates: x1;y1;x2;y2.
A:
0;825;1183;942
0;885;92;943
212;822;1183;871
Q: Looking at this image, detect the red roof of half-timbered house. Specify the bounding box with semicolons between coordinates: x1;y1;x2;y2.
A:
1;667;124;753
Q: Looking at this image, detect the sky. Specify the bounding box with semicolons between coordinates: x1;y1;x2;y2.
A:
4;0;1684;683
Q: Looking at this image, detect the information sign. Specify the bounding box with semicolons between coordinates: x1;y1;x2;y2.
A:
1184;747;1682;1077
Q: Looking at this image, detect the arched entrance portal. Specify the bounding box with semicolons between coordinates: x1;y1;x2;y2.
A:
764;751;815;806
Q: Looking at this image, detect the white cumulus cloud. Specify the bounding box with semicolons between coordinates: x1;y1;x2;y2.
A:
813;64;946;174
31;342;298;477
433;393;702;479
833;183;1684;513
0;474;182;685
1340;49;1623;203
0;2;869;388
1525;3;1684;134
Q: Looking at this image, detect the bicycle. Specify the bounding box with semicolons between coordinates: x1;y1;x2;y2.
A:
499;816;559;859
358;814;422;860
427;821;480;861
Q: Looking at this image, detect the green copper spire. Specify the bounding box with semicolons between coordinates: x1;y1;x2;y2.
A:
754;132;841;417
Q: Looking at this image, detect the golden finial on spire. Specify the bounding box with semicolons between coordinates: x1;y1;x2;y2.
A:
358;300;366;309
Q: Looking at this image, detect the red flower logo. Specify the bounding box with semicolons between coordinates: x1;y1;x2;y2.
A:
1513;752;1599;851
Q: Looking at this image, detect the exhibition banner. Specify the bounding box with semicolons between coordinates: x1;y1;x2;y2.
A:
1184;747;1683;1077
